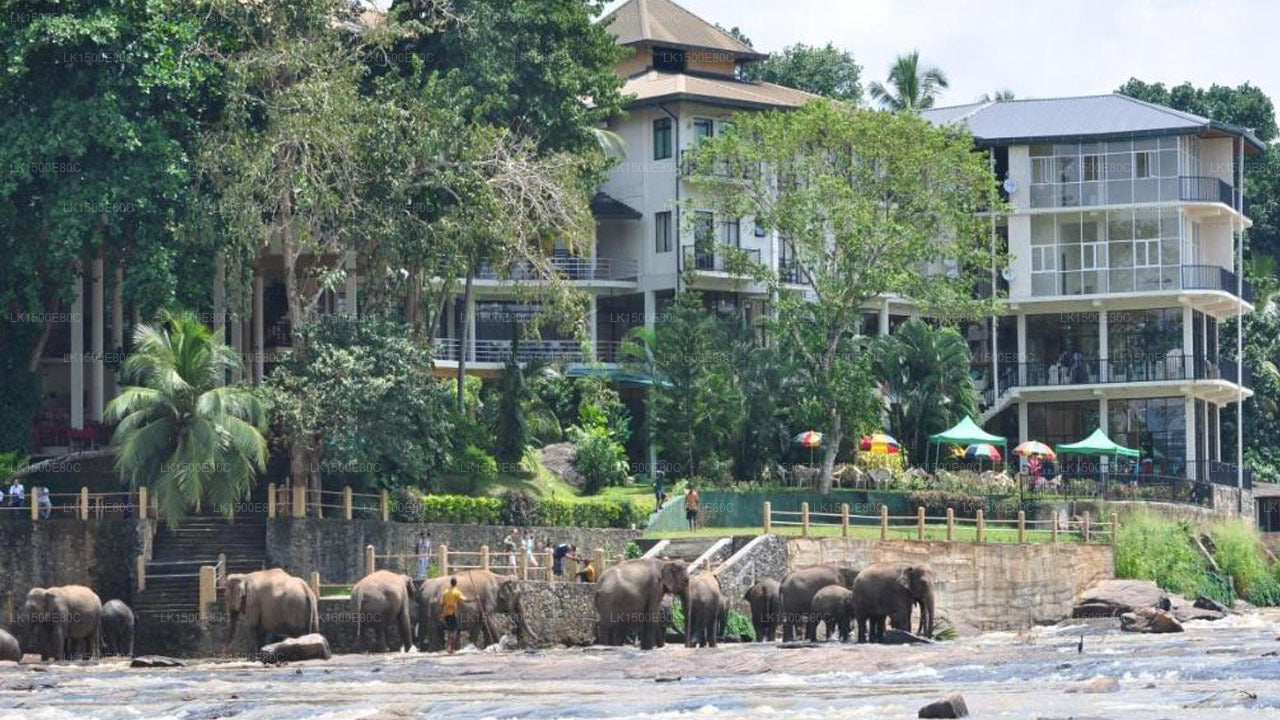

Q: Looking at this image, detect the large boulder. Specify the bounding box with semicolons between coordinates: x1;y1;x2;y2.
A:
539;443;584;489
260;634;332;663
1120;607;1183;634
1073;580;1167;617
130;656;185;668
918;694;968;718
1169;595;1226;623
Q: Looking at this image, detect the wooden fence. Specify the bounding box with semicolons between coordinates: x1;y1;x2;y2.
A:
0;486;148;521
266;483;388;521
764;501;1117;544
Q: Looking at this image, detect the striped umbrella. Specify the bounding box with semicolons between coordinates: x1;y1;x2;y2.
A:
1013;440;1056;461
793;431;822;467
859;432;901;454
964;444;1002;461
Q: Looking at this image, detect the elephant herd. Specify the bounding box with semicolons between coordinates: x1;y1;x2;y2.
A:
745;561;935;644
2;585;135;662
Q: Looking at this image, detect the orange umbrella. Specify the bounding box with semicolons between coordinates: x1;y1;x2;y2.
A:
1013;440;1057;460
859;433;901;454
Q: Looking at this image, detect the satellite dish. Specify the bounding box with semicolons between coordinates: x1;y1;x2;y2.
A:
1003;177;1018;194
1001;267;1015;282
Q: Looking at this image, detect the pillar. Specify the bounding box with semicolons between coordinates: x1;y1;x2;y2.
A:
878;299;890;337
253;273;264;383
1184;395;1198;480
365;544;377;576
198;565;216;622
70;272;85;430
644;290;658;478
1016;312;1027;386
1098;309;1108;382
1017;400;1029;443
1181;304;1194;379
1099;396;1109;473
90;256;104;422
344;251;358;316
111;265;124;398
446;299;456;349
587;293;598;361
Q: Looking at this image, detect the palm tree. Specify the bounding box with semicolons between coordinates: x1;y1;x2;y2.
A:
872;318;978;464
868;50;949;112
980;89;1016;102
105;309;267;525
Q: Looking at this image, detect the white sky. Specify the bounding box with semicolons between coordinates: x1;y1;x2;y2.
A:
600;0;1280;109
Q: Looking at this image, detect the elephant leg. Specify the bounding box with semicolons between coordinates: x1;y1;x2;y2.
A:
708;614;718;649
872;616;886;643
856;615;868;644
378;626;388;653
805;620;817;642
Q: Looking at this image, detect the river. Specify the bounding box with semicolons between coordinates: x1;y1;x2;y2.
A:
4;612;1279;719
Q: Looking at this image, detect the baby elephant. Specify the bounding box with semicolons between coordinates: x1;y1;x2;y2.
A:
101;600;135;657
0;628;21;662
811;585;856;642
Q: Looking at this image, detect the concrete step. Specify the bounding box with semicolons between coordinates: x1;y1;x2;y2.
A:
660;538;721;561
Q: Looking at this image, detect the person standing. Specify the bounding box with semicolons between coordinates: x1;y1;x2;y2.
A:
503;528;520;569
416;531;432;580
684;485;700;531
38;487;52;519
552;543;577;577
523;534;538;568
652;473;666;508
9;478;26;510
439;576;467;654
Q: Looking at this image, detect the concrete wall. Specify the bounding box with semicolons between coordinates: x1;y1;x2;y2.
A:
266;518;641;584
0;518;147;622
713;534;789;614
787;537;1114;631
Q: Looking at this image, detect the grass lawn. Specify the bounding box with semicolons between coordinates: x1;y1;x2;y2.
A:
469;449;664;515
646;523;1100;544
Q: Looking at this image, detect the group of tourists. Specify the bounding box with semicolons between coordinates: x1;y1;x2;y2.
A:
5;478;52;518
652;475;703;532
410;528;590;582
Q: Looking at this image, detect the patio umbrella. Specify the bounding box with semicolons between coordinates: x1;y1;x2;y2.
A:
964;444;1002;461
793;431;823;466
1013;441;1057;461
859;432;901;454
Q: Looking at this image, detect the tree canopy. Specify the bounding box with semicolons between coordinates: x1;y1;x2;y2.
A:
746;43;863;103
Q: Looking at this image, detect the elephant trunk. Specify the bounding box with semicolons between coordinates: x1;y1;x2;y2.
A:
513;602;537;644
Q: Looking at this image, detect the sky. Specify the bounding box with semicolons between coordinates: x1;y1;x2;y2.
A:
598;0;1280;110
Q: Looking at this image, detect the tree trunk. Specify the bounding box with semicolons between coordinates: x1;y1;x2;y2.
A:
818;411;842;494
456;268;475;416
26;295;58;373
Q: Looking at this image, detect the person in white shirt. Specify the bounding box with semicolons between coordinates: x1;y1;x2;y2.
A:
415;531;432;580
38;487;52;519
8;479;25;508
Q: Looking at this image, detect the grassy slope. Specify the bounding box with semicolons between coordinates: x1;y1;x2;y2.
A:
470;449;660;515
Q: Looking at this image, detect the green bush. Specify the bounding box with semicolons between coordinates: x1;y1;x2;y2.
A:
572;425;629;494
1208;519;1275;604
538;497;641;529
441;444;499;493
394;493;504;524
723;609;755;641
624;541;642;559
1114;511;1216;600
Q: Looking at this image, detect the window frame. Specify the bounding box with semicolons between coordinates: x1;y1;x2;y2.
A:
655;210;672;253
653;117;672;161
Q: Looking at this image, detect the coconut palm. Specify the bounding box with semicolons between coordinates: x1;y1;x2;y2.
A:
868;50;949;112
105;309;267;526
980;89;1016;102
871;318;978;464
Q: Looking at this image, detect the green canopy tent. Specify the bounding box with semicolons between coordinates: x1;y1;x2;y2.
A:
926;416;1008;471
1055;428;1140;459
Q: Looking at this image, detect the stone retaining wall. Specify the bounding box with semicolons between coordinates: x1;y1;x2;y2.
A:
712;534;788;614
788;537;1114;631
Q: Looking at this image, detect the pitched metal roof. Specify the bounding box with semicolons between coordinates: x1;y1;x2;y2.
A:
922;94;1263;152
602;0;766;60
621;69;819;110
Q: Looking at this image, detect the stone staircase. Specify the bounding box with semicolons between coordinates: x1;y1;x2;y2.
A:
133;516;267;618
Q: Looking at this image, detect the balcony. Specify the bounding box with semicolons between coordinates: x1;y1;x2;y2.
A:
778;258;811;285
996;354;1250;390
1179;175;1245;212
471;256;638;283
434;338;623;364
1029;174;1245;212
679;244;761;273
1031;264;1253;303
1180;264;1255;304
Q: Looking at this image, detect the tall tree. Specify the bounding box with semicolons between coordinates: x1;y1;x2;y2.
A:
106;311;266;526
688;100;1003;491
747;43;863;103
868;50;949;112
872;318;979;465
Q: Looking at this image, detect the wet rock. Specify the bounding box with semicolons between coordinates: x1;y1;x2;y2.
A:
1073;580;1166;617
1119;608;1183;634
1183;689;1257;708
917;694;968;718
1194;596;1229;614
130;656;186;668
259;634;332;663
880;629;934;645
1066;676;1120;694
0;629;20;662
539;443;583;489
1169;596;1225;623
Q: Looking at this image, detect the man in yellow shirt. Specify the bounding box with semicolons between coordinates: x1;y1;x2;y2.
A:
576;562;597;583
440;576;467;653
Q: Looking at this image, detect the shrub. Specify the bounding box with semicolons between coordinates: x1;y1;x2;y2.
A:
1208;519;1274;603
723;609;755;641
499;489;541;527
393;493;504;524
441;444;499;493
624;541;642;559
572;425;629;494
906;490;986;517
1113;511;1209;599
538;497;641;529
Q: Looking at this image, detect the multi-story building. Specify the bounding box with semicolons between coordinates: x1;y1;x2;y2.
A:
26;0;1256;491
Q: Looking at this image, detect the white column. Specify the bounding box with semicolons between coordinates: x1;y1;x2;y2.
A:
344;251;357;316
70;272;85;430
1099;395;1110;474
1017;400;1028;443
1181;304;1194;380
643;290;658;481
90;256;104;422
587;293;598;361
1184;395;1198;480
878;299;890;337
465;291;476;362
643;290;656;333
1202;400;1211;466
253;273;264;384
111;265;123;398
1215;403;1222;461
1016;313;1027;386
1098;309;1108;382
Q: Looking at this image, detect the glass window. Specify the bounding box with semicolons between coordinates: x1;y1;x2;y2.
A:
1135;151;1155;179
694;211;714;246
655;211;672;253
721;218;740;246
1031;215;1055;244
653;118;672;161
692;118;714;144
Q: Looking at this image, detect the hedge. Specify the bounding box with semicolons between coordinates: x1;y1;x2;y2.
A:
390;489;641;529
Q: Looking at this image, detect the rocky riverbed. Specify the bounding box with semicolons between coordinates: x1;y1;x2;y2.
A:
4;611;1280;719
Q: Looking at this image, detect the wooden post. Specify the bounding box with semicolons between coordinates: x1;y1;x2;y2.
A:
916;506;925;541
1051;513;1059;543
218;553;226;581
593;548;605;579
439;544;450;577
136;555;147;592
309;571;321;599
1083;511;1091;543
840;503;850;538
267;483;276;519
945;508;955;542
480;545;490;570
762;501;772;534
976;509;986;543
800;502;810;538
879;505;888;540
198;565;216;623
380;490;389;522
343;486;353;521
518;548;529;580
80;487;89;521
544;550;554;582
30;487;39;521
365;544;376;576
291;483;305;518
1017;510;1026;544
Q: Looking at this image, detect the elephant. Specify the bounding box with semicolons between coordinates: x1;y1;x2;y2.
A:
811;585;856;642
351;570;416;653
415;570;533;652
684;573;724;648
0;628;20;662
595;558;690;650
779;565;860;641
22;585;102;661
224;569;319;654
744;578;781;642
101;599;135;657
852;562;935;643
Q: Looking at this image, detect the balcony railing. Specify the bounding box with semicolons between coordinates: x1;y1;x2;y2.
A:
472;256;638;282
1179;175;1240;208
679;244;761;273
778;258;811;285
1031;263;1253;303
433;338;623;364
994;354;1250;389
1181;264;1255;303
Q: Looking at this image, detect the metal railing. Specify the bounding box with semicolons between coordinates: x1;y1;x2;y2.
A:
996;354;1250;389
778;258;811;285
679;244;761;273
433;338;622;364
1179;175;1237;207
1031;263;1252;302
474;256;639;282
1181;264;1255;303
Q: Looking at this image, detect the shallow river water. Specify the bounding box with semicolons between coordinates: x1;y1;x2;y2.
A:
5;612;1280;720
